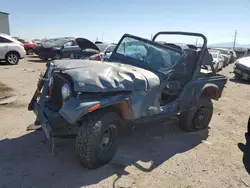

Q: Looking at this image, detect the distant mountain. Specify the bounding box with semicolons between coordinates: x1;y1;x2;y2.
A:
209;42;250;48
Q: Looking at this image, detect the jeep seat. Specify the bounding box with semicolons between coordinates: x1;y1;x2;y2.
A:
162;48;198;97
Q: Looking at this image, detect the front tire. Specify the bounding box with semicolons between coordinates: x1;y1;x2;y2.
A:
75;112;120;169
179;97;213;132
5;52;20;65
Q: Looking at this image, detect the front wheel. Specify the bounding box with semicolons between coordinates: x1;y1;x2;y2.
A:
75;112;120;169
5;52;20;65
179;97;213;132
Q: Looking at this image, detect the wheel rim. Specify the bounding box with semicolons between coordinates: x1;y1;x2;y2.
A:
98;125;116;155
193;107;210;129
7;54;18;64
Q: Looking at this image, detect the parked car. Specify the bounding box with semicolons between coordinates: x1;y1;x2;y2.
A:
69;38;104;59
36;37;77;60
234;56;250;80
234;48;250;59
13;37;37;55
34;38;60;55
213;48;233;66
208;50;224;72
28;31;227;169
0;33;26;65
70;38;116;60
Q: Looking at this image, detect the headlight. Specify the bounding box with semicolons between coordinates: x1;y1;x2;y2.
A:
61;83;71;101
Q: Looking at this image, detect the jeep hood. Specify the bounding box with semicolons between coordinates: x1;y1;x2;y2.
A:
52;60;160;93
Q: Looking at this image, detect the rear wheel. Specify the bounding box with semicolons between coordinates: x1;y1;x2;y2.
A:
27;48;34;55
179;97;213;132
5;52;20;65
234;73;241;80
75;112;120;169
53;52;62;60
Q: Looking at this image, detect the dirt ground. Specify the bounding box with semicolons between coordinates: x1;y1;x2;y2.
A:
0;56;249;188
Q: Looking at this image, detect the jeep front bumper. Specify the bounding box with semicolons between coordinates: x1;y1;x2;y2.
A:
32;102;52;139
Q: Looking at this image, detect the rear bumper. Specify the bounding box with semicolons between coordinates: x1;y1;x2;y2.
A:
19;49;26;59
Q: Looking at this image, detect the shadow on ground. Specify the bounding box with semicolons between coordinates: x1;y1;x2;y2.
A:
229;78;250;85
28;55;40;59
238;117;250;175
0;118;208;188
28;59;46;63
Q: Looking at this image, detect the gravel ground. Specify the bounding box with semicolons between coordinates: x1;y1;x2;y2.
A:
0;56;249;188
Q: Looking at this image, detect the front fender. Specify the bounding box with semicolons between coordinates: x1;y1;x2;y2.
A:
179;76;227;111
59;94;131;124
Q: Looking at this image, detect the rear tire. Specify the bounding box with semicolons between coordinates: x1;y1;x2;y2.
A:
234;73;241;80
179;97;213;132
5;52;20;65
75;112;120;169
27;48;34;55
53;52;62;60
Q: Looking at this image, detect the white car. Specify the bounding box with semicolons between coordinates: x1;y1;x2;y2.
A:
0;33;26;65
209;50;224;72
234;56;250;80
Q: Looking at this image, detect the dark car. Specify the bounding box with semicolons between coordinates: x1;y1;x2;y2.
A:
37;37;79;61
70;38;116;60
28;31;227;169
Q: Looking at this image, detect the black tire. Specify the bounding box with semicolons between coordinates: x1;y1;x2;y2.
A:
5;52;20;65
75;112;120;169
53;52;62;60
179;97;213;132
27;48;34;55
39;56;48;61
234;73;241;80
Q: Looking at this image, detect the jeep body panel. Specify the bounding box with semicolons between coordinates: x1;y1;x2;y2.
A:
28;32;227;139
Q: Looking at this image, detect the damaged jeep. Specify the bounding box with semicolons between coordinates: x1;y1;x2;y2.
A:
28;31;227;169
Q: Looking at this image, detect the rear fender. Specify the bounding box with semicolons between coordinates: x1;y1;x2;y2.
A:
179;76;227;111
59;94;132;124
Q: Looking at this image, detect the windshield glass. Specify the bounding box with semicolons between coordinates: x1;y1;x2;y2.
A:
115;36;182;71
51;39;69;45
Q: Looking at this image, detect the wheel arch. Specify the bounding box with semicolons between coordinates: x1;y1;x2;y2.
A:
5;50;20;59
200;83;220;100
59;94;133;125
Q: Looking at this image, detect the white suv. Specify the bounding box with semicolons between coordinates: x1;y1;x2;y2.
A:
0;33;26;65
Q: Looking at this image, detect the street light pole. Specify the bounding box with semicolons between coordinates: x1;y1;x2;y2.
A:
233;30;237;50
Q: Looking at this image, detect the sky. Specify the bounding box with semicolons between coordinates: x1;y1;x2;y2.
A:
1;0;250;44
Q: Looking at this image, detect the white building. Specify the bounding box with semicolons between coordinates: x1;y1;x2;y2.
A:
0;12;10;35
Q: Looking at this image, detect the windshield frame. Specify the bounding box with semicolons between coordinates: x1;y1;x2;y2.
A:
110;34;183;74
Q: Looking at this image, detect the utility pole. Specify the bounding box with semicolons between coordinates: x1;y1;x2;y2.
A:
233;30;237;50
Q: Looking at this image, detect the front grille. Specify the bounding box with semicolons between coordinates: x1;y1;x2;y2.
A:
235;63;250;75
50;73;71;110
